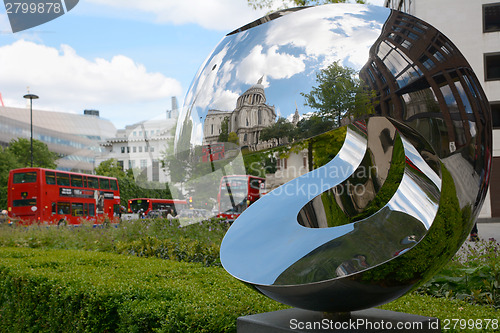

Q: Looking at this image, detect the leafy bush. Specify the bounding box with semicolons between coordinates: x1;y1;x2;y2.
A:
418;238;500;308
114;235;220;266
0;217;230;266
0;247;287;333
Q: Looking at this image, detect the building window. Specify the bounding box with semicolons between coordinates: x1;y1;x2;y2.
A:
117;160;124;170
139;146;143;153
484;3;500;33
150;147;154;152
133;146;136;153
492;103;500;129
485;53;500;81
127;147;130;153
121;147;125;154
140;159;147;169
152;160;159;182
145;146;148;152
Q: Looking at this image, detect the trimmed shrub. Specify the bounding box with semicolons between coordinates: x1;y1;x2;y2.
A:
0;247;286;332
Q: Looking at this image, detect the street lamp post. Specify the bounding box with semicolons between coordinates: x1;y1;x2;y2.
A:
23;93;39;167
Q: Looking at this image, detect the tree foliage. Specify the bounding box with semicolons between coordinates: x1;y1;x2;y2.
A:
95;158;173;207
0;138;58;209
301;61;375;126
7;138;58;169
260;117;297;146
218;117;230;142
94;158;127;178
228;132;239;146
296;115;335;140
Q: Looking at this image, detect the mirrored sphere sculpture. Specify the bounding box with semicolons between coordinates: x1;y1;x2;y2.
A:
175;4;492;312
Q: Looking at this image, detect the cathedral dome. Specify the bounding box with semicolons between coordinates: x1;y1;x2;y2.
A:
236;77;266;107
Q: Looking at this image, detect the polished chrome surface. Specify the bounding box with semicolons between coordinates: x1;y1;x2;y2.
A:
175;4;492;311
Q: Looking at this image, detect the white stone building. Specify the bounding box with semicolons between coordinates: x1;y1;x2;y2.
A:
94;103;178;184
203;79;276;150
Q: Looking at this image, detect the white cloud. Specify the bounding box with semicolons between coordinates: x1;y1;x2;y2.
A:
0;40;182;127
237;45;305;85
265;4;383;70
87;0;270;31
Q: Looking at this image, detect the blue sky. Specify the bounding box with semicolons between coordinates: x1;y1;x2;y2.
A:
0;0;385;129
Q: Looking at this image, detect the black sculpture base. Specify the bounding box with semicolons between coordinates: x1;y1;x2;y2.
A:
237;308;440;332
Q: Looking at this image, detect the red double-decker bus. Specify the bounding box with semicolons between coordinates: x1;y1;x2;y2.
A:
7;167;120;225
217;175;265;221
128;198;188;216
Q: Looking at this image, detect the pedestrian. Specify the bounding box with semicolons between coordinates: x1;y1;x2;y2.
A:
469;223;479;241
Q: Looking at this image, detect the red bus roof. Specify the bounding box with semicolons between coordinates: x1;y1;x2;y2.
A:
10;167;118;180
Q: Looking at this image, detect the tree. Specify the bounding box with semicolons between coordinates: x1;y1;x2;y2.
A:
227;132;239;146
218;117;230;142
260;117;297;146
95;158;173;206
94;158;126;178
302;61;375;126
248;0;366;11
8;138;57;169
0;139;58;209
296;115;335;140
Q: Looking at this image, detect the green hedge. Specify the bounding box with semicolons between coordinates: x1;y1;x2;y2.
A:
0;247;286;332
0;247;498;332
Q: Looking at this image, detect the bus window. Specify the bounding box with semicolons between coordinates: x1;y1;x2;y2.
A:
88;203;95;217
52;202;56;214
45;171;56;185
250;178;262;189
13;199;36;207
13;172;37;183
88;177;99;189
99;179;110;190
71;175;83;187
71;203;84;217
110;179;118;191
57;202;70;214
56;173;70;186
82;177;87;188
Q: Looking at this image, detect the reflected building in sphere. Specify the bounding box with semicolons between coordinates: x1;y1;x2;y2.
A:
383;0;500;218
203;78;276;150
359;9;491;212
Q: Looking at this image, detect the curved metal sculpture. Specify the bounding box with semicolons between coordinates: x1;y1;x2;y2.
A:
175;4;492;312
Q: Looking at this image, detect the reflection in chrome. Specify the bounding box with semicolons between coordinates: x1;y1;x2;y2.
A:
175;4;492;312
